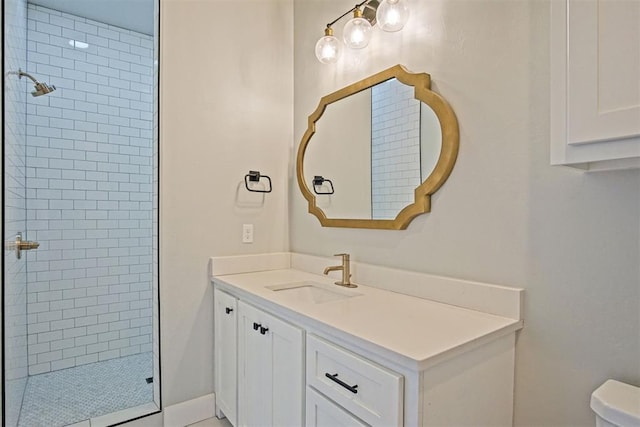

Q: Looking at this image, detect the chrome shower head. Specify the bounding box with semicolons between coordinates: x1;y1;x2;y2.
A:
15;69;56;97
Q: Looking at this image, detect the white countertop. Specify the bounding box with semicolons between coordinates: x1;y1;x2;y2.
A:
212;268;522;371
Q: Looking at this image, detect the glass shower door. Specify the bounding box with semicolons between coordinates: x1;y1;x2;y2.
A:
3;0;161;425
3;0;31;425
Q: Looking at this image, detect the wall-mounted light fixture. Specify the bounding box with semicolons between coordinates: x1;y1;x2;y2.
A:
315;0;411;64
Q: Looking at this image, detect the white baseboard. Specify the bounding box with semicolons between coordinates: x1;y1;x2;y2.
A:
164;393;215;427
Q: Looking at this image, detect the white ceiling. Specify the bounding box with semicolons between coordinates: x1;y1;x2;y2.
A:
29;0;155;36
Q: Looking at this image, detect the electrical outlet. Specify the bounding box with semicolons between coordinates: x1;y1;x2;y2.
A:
242;224;254;243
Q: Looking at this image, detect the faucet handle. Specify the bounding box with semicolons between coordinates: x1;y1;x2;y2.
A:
333;253;349;258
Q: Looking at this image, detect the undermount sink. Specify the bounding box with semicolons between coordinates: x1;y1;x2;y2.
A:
266;281;362;304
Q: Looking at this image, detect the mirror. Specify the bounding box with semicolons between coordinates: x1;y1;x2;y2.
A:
296;65;459;230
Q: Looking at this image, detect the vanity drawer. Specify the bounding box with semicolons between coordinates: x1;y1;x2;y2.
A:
306;334;404;427
306;387;368;427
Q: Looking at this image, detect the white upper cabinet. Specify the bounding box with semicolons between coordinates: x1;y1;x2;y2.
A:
551;0;640;170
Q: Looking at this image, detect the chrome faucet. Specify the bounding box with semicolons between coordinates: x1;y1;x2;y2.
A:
323;253;356;288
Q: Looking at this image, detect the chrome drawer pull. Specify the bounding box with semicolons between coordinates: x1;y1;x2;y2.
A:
325;373;358;394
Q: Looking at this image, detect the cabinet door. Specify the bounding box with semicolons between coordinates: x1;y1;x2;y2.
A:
238;302;271;426
214;288;238;425
238;301;304;427
565;0;640;144
551;0;640;169
306;388;368;427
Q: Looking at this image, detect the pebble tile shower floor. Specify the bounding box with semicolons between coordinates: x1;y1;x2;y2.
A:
18;353;153;427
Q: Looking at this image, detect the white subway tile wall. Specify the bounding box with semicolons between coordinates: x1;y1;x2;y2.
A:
371;79;422;219
5;0;30;424
25;4;154;375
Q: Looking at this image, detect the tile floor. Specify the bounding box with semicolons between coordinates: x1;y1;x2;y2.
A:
18;353;154;427
189;418;233;427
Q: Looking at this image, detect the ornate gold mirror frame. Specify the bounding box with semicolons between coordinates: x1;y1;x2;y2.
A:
296;64;459;230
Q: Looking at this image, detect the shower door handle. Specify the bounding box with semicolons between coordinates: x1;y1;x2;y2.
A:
5;232;39;260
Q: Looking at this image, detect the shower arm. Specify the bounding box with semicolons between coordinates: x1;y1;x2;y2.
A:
7;69;41;84
17;70;41;84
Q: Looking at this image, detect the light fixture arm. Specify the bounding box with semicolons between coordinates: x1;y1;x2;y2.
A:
325;1;369;29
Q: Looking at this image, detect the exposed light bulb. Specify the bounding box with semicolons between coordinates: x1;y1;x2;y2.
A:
315;27;342;64
376;0;410;32
343;7;372;49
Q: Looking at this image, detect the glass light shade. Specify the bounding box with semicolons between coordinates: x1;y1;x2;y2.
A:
343;10;372;49
315;28;342;64
376;0;410;32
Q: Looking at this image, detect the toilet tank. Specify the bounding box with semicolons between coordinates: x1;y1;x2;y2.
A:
591;380;640;427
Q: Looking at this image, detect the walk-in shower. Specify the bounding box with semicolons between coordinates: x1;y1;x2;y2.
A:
3;0;160;426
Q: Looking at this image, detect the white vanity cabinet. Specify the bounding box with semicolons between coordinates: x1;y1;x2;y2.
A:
551;0;640;170
214;288;238;425
237;301;304;427
214;290;304;427
212;263;523;427
305;331;515;427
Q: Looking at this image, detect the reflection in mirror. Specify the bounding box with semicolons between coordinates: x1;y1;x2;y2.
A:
297;65;459;230
370;78;441;219
304;88;372;219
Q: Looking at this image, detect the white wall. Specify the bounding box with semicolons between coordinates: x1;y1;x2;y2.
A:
159;0;292;407
291;1;640;425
